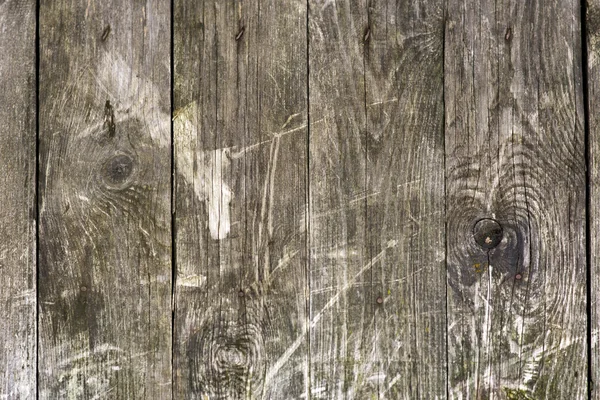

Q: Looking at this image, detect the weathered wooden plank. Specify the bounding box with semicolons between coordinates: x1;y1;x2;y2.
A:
308;0;446;397
307;1;371;397
173;1;308;398
364;1;446;398
0;1;37;398
445;0;587;397
38;1;172;398
587;1;600;397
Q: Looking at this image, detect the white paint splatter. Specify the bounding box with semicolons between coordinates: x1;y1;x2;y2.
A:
176;274;206;288
299;386;327;398
367;373;386;385
204;149;232;240
96;53;170;147
173;102;233;240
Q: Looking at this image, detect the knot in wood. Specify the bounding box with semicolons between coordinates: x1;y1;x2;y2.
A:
102;154;134;188
189;314;267;396
472;218;503;249
216;346;246;368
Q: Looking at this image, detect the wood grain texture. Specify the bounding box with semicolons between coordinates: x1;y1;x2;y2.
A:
307;1;371;397
173;0;308;398
587;0;600;397
364;1;446;398
38;1;172;398
445;0;587;397
308;0;446;397
0;1;37;398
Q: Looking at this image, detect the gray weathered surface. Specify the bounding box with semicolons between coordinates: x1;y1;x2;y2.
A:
0;0;595;397
0;1;37;398
445;0;588;397
173;0;308;398
588;0;600;397
307;2;371;397
38;1;172;398
364;1;446;398
308;0;446;397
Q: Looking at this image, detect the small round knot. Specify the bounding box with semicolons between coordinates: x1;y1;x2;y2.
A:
376;296;383;304
217;346;246;368
515;273;522;280
102;154;134;188
473;218;503;249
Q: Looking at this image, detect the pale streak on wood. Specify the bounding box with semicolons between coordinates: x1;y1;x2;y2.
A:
39;0;172;398
174;105;232;240
174;105;314;242
0;1;36;398
446;0;587;397
80;52;170;147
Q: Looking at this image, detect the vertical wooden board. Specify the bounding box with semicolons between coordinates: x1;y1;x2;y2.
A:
38;1;171;398
309;0;446;397
0;1;36;398
308;1;376;398
173;0;308;398
445;0;587;397
588;0;600;397
364;0;446;398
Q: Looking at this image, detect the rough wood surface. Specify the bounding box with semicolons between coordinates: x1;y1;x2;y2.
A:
307;1;371;397
173;0;308;398
0;1;37;398
445;0;588;397
38;1;172;398
0;0;595;397
588;0;600;397
364;1;446;398
308;0;446;397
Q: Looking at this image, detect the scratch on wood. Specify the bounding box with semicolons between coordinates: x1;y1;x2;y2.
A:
367;98;398;107
264;240;398;386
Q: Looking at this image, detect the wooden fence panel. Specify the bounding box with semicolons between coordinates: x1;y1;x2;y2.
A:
0;0;592;397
